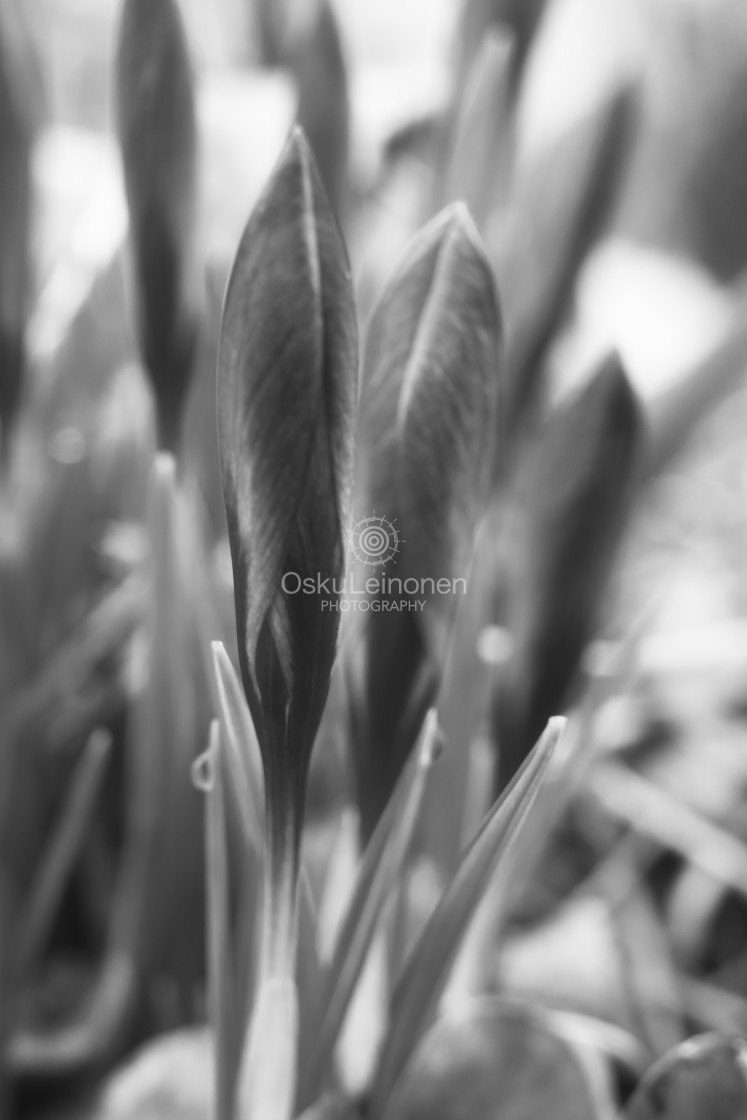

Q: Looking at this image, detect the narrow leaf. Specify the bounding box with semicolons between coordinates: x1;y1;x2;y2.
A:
238;977;299;1120
502;79;638;431
217;126;357;881
15;729;111;977
202;721;235;1120
298;712;442;1106
455;0;549;100
643;273;747;484
290;0;350;220
115;0;201;452
435;30;514;232
369;718;565;1114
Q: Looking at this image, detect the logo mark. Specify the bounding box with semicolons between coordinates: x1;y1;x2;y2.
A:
347;514;401;568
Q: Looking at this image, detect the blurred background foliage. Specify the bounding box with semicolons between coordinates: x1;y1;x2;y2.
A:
3;0;747;1116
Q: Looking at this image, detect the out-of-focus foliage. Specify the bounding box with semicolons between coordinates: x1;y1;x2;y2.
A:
2;0;747;1118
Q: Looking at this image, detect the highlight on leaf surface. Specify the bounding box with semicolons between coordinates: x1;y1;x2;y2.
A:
493;352;642;790
114;0;201;453
502;77;638;434
435;29;514;232
349;202;502;837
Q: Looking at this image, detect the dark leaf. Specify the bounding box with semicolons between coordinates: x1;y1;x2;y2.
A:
217;126;357;879
115;0;201;452
493;352;642;788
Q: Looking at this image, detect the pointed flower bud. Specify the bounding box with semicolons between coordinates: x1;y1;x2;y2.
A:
217;126;357;935
351;204;502;835
115;0;201;452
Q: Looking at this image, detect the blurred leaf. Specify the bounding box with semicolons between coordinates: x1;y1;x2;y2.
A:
369;719;564;1113
591;759;747;903
351;203;502;837
643;273;747;484
0;0;39;451
625;1033;747;1120
290;0;350;221
299;712;441;1107
501;79;638;432
381;997;614;1120
237;977;299;1120
494;353;642;788
15;728;111;979
113;456;206;977
0;573;143;743
202;722;234;1120
455;0;549;99
115;0;201;452
435;30;514;232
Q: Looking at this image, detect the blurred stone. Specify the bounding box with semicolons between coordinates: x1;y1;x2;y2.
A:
87;1028;212;1120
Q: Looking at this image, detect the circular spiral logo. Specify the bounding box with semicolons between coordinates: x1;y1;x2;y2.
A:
347;514;401;568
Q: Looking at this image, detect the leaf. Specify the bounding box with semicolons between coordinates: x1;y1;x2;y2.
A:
217;126;357;882
435;30;514;232
237;977;299;1120
455;0;549;100
113;454;206;970
625;1033;747;1120
115;0;201;452
381;997;615;1120
351;203;502;836
211;641;264;850
15;728;111;978
643;276;747;484
298;712;442;1107
369;718;565;1114
0;0;39;451
202;722;235;1120
502;78;638;431
494;352;642;788
289;0;350;220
